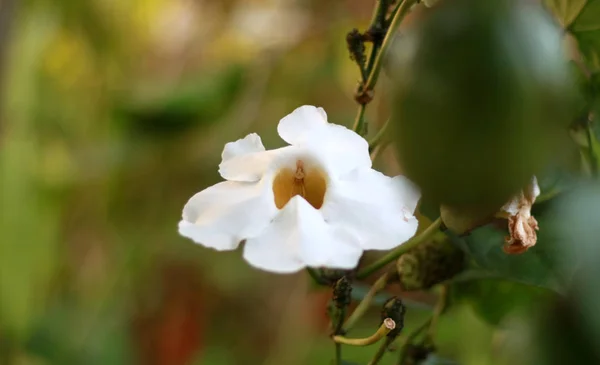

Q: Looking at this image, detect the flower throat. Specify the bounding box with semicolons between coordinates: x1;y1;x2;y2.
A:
272;160;327;210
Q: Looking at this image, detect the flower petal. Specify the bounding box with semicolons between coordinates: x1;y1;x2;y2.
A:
526;175;541;201
222;133;265;160
322;169;420;251
179;180;277;250
243;196;362;273
277;105;328;145
277;105;371;175
219;133;273;182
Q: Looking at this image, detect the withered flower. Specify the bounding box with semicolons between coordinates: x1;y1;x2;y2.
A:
498;177;540;254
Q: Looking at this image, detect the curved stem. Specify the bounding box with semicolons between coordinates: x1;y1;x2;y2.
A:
357;217;442;280
364;0;417;93
333;319;396;346
370;143;383;161
368;119;390;150
428;285;448;339
370;140;390;162
344;273;389;331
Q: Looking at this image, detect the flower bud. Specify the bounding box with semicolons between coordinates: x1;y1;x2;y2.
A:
396;239;465;291
332;276;353;309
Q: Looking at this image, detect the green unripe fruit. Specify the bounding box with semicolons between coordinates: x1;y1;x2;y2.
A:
396;239;465;291
390;0;575;209
440;203;497;235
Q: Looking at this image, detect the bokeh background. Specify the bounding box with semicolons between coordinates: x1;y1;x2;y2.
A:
1;0;598;364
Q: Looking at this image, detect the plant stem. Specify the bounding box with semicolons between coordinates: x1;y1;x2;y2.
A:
364;0;417;93
334;343;341;365
397;318;432;363
428;285;448;339
332;307;346;365
344;273;389;332
357;218;442;280
368;119;390;151
585;123;599;178
335;308;347;336
352;103;367;134
331;277;350;365
333;319;396;346
368;336;395;365
366;0;391;75
352;0;416;137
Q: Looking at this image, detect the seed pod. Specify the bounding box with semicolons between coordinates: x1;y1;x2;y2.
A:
396;239;465;291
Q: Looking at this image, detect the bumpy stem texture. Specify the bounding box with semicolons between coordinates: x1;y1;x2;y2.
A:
357;218;442;279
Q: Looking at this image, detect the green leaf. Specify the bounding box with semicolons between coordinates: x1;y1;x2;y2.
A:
115;64;246;137
570;1;600;70
455;206;573;292
452;279;556;325
574;30;600;70
571;0;600;31
543;0;588;28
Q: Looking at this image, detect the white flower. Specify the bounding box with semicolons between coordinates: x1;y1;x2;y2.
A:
178;105;420;273
499;176;541;254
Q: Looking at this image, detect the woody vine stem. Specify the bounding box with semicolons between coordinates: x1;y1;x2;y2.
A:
323;1;445;364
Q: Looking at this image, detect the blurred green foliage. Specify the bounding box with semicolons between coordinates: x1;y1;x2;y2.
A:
1;0;600;364
390;0;575;210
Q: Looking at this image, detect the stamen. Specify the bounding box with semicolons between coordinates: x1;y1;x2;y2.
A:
294;160;305;180
272;159;327;210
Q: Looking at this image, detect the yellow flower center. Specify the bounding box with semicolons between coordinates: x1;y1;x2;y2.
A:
272;160;327;209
